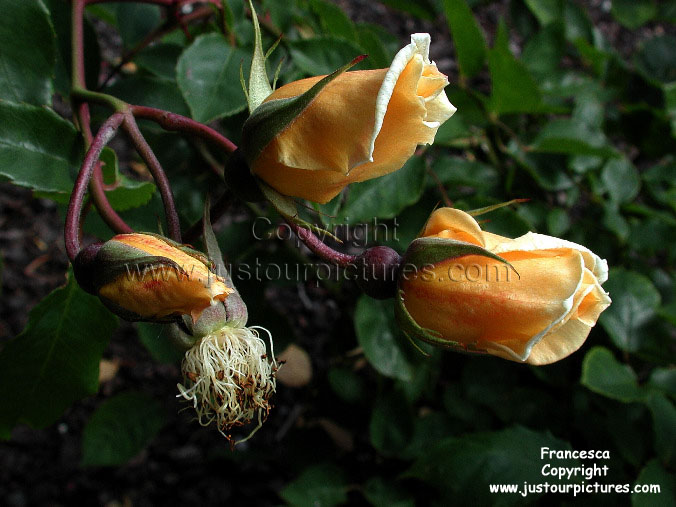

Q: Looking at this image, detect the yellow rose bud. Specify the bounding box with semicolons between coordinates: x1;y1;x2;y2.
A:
251;33;456;204
400;208;611;365
95;233;232;323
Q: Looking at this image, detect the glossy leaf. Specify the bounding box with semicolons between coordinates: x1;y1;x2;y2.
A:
81;391;166;466
370;391;413;456
611;0;657;30
176;33;250;122
0;101;81;195
135;322;184;364
107;74;190;117
443;0;487;78
599;269;661;352
100;148;156;211
0;0;55;105
354;295;415;382
0;274;117;438
334;157;426;223
488;21;543;114
280;463;348;507
310;0;358;41
406;426;578;505
632;460;676;507
288;37;367;75
646;394;676;465
531;118;616;157
601;158;641;204
580;347;646;403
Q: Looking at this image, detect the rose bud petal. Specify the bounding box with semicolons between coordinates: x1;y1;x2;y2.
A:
92;233;232;323
250;33;456;204
400;208;611;365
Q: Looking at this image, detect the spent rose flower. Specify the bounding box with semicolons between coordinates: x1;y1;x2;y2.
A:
247;33;456;204
399;208;611;365
83;233;231;323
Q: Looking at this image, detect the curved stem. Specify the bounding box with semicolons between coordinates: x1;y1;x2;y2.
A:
286;221;358;268
131;105;237;153
72;0;133;236
122;113;182;242
66;113;127;261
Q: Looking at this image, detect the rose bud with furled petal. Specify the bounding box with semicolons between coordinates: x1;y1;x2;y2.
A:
247;33;456;204
78;233;232;323
399;208;611;365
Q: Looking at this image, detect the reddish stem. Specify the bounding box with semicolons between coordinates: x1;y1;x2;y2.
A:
122;113;182;242
72;0;133;236
286;221;358;268
131;105;237;153
66;113;126;262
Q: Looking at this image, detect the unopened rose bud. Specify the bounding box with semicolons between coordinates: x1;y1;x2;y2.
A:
80;233;232;323
398;208;611;365
242;33;456;204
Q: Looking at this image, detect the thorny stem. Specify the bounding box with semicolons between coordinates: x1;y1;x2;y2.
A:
286;221;358;268
65;113;126;262
122;113;183;242
71;0;133;236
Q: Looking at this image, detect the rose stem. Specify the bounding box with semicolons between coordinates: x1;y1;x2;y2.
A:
131;106;237;153
65;113;126;262
122;113;183;243
286;221;358;268
72;0;133;236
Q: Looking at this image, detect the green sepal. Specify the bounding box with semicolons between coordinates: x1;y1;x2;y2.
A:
246;0;273;113
258;180;342;242
403;237;518;277
241;54;367;167
466;199;529;217
394;289;489;356
202;197;248;327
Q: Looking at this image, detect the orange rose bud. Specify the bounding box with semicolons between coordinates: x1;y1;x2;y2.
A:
92;233;232;323
399;208;611;365
248;33;456;204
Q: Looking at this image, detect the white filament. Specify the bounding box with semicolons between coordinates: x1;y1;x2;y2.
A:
177;325;277;442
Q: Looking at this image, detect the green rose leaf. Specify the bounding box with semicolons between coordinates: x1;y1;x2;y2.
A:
0;274;117;438
280;463;348;507
488;21;543;115
176;33;250;123
443;0;487;79
0;101;81;195
334;156;426;224
370;391;414;456
0;0;55;105
81;391;166;466
405;426;579;505
580;347;646;403
632;460;676;507
355;295;415;382
599;268;661;352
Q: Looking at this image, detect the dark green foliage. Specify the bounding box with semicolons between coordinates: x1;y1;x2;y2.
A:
0;0;673;504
